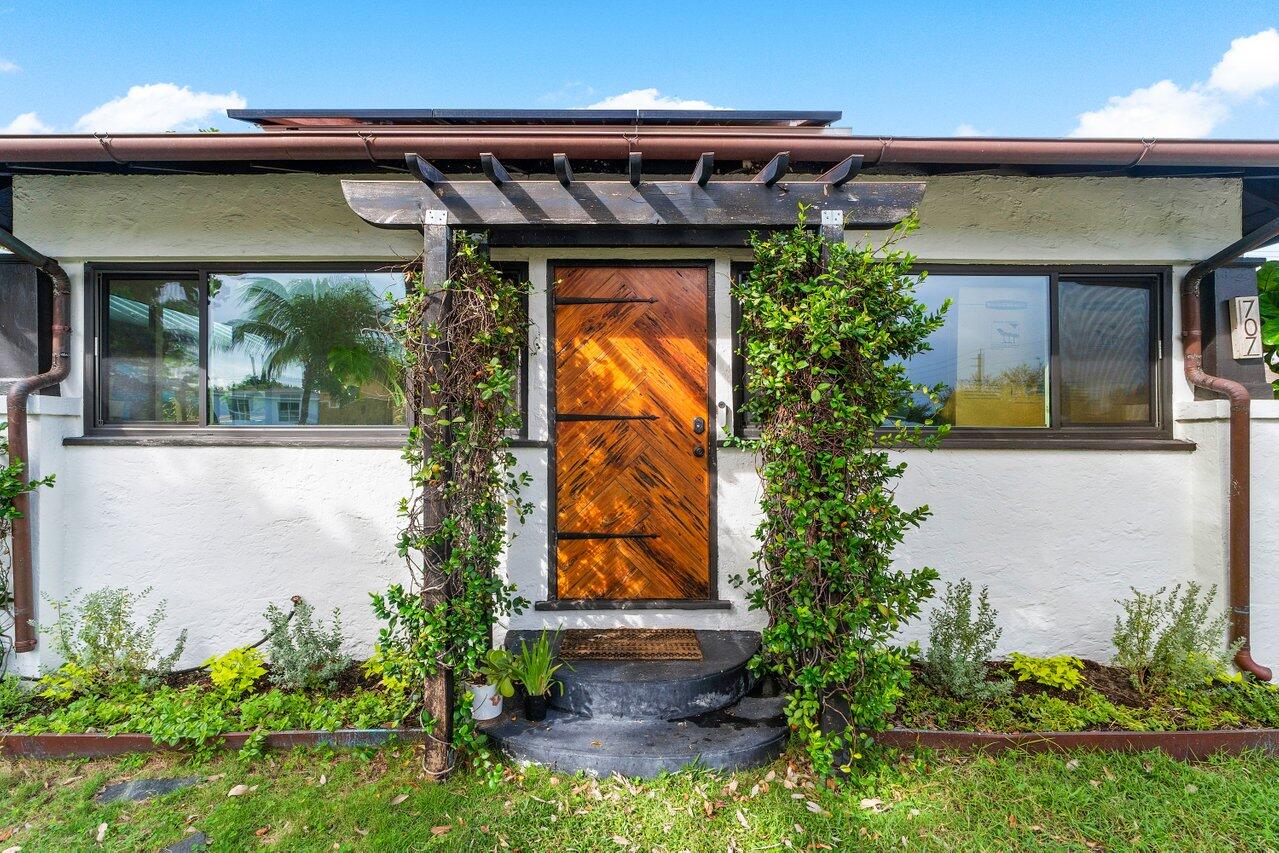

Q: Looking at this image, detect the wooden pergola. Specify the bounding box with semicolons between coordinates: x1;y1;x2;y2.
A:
338;150;925;777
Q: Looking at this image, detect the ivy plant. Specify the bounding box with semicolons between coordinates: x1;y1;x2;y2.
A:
0;421;54;673
732;207;948;775
370;233;532;776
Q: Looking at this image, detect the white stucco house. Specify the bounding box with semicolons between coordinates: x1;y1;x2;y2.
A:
2;108;1279;683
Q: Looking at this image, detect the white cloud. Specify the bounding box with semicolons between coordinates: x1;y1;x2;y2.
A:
1;111;53;134
586;88;727;110
0;58;18;74
1071;80;1228;138
72;83;245;133
953;123;990;137
1208;28;1279;97
1071;28;1279;138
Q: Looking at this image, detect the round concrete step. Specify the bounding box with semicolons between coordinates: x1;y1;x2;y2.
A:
482;696;787;778
503;630;760;720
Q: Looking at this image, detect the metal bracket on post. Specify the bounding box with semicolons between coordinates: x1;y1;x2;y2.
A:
819;209;844;264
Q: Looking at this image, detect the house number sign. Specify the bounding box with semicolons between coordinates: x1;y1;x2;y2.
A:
1230;295;1263;359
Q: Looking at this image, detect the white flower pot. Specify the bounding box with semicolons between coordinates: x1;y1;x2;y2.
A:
469;682;503;720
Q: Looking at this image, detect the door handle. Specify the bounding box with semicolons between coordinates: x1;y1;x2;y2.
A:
693;416;705;435
693;445;705;458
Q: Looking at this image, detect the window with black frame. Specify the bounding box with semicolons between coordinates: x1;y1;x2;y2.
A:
729;266;1164;440
893;270;1161;433
95;264;531;436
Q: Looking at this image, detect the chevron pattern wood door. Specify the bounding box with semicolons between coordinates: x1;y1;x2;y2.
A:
553;265;712;600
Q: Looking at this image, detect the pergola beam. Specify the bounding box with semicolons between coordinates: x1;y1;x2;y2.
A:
554;153;573;187
691;152;714;187
752;152;790;186
405;153;446;187
480;152;510;185
343;177;926;229
818;154;863;188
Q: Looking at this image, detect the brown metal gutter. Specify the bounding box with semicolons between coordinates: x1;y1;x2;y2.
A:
0;227;70;653
1181;212;1279;681
4;132;1279;169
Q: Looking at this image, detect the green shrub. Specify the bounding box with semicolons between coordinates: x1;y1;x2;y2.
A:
1008;653;1085;692
362;644;413;693
204;647;266;696
732;211;947;776
263;598;347;692
40;586;187;697
921;579;1010;702
0;675;35;726
1112;583;1239;695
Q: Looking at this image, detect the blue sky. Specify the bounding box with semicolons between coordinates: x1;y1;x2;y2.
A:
1;1;1278;138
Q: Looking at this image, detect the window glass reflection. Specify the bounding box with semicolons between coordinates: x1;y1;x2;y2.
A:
207;272;405;426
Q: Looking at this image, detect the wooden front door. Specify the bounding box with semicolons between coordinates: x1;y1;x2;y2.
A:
552;264;713;601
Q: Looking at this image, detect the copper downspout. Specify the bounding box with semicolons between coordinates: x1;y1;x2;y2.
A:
1181;213;1279;681
0;227;70;653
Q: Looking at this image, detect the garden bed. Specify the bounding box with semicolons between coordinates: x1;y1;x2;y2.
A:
0;660;421;758
890;660;1279;734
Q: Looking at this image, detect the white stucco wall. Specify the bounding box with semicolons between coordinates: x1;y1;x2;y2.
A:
7;172;1264;675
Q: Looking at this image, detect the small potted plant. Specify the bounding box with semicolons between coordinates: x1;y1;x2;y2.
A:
512;631;562;722
470;648;516;721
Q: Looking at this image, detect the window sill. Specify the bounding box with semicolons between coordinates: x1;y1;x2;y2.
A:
719;436;1195;451
533;599;733;612
65;432;548;449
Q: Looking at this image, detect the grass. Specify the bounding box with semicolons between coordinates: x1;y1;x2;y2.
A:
2;747;1279;851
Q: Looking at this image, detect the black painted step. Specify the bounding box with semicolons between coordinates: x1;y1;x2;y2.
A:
482;696;787;778
503;629;759;720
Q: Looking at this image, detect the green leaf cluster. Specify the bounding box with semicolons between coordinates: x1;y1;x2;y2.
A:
1008;653;1085;692
204;646;267;697
732;207;948;776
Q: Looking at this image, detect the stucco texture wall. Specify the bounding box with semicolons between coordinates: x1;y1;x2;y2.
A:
6;172;1261;674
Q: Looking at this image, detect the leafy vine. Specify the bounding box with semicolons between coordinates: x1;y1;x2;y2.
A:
731;208;947;775
370;234;532;776
0;422;54;674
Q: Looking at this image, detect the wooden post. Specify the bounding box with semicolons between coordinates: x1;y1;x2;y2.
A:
419;211;454;778
819;209;844;264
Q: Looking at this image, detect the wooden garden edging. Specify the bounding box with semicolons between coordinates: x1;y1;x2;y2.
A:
4;727;1278;761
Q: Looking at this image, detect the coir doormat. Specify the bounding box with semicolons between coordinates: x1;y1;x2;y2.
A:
558;628;702;661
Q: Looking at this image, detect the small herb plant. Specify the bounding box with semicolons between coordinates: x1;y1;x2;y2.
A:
512;632;561;697
1008;653;1085;692
1112;582;1240;695
204;647;267;696
263;598;348;692
40;586;187;698
921;579;1010;702
476;648;517;698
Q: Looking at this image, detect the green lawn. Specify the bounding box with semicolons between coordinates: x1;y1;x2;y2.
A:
2;746;1277;851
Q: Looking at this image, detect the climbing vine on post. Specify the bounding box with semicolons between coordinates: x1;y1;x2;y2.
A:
0;423;54;673
732;207;948;776
371;233;532;779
